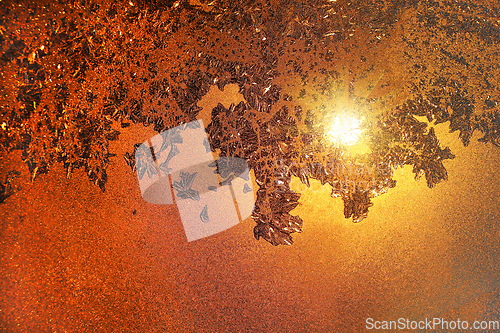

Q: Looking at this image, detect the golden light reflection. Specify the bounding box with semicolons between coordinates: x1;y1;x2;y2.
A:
327;114;364;146
324;112;374;156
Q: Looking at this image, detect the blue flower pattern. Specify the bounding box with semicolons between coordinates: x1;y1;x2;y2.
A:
203;138;211;153
156;127;183;175
210;157;250;187
159;144;179;175
243;183;252;194
172;171;200;201
135;144;157;180
200;205;209;223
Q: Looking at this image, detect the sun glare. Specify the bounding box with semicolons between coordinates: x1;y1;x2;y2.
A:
327;115;364;146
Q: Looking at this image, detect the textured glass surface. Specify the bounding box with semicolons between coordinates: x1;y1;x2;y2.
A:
1;0;500;331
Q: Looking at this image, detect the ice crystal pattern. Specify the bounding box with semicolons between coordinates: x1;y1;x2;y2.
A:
1;0;500;245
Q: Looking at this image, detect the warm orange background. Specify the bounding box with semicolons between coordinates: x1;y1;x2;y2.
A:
1;87;500;332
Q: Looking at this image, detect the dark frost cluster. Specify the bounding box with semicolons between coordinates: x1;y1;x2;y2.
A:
1;0;499;245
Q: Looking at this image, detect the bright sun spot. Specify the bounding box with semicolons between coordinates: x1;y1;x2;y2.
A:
327;115;364;146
